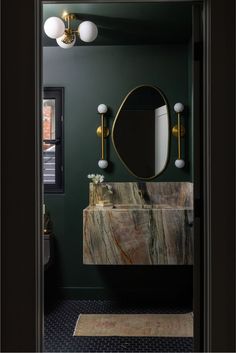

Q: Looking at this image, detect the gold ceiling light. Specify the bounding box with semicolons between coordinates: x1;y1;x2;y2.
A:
44;12;98;49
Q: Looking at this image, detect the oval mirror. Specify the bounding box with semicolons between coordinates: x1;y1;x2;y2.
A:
112;85;169;179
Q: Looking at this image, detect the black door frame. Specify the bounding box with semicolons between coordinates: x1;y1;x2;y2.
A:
1;0;235;351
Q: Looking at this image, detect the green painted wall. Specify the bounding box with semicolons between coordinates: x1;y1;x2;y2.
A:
43;44;193;300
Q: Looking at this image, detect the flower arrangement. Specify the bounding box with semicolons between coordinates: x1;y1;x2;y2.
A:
88;174;113;207
87;174;113;194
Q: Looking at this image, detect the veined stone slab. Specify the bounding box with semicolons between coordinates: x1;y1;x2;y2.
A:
89;182;193;208
84;182;193;265
83;212;193;265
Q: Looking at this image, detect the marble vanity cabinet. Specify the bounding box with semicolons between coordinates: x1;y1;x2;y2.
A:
83;182;193;265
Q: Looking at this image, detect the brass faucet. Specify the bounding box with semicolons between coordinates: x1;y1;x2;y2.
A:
138;189;145;208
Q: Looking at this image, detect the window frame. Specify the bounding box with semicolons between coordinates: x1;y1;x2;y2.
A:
43;87;64;193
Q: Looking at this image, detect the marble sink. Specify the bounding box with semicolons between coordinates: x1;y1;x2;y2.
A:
112;204;191;210
113;204;148;209
83;182;193;265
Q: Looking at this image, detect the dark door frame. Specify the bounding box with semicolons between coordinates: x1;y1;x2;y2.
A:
1;0;235;351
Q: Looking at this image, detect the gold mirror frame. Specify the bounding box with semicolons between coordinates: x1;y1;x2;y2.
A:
112;84;170;180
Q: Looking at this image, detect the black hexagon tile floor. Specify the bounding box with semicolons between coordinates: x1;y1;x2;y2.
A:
43;300;193;352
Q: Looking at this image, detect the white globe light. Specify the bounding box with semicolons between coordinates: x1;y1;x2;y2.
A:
79;21;98;42
174;102;184;113
56;34;76;49
44;17;65;39
175;159;185;168
97;104;108;114
98;159;108;169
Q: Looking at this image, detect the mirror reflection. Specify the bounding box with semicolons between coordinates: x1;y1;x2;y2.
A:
112;85;169;179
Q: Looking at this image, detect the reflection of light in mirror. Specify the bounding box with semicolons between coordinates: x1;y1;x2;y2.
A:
155;105;168;174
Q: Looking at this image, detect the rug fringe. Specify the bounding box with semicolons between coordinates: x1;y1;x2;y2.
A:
73;314;81;336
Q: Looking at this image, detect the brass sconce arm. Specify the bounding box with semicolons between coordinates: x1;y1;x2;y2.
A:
97;104;109;169
172;103;185;168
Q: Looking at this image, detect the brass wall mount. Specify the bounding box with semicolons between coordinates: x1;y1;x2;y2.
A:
61;12;77;21
172;124;185;138
96;126;109;138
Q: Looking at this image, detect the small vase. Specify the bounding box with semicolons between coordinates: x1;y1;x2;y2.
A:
90;183;113;206
90;183;102;206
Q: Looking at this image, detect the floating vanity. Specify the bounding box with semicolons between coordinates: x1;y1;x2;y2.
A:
83;182;193;265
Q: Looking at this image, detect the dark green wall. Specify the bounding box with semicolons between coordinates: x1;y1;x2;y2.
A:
43;44;193;301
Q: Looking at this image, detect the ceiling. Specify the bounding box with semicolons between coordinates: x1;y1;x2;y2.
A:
43;3;193;47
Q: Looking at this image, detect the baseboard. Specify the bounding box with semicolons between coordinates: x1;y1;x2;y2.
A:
58;286;193;305
59;287;108;299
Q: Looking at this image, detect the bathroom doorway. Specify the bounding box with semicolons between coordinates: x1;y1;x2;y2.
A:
42;2;202;352
1;0;235;351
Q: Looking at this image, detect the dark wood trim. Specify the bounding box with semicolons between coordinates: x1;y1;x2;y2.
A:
192;4;203;351
0;0;42;351
204;0;235;351
44;0;203;2
0;0;235;351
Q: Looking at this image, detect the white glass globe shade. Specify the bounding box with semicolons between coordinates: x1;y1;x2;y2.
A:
175;159;185;168
98;159;108;169
56;34;76;49
79;21;98;42
44;17;65;39
174;103;184;113
97;104;108;114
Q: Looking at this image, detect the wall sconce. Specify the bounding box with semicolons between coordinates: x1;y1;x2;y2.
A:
97;104;109;169
44;12;98;49
172;103;185;168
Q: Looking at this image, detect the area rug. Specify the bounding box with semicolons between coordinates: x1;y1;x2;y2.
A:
73;313;193;337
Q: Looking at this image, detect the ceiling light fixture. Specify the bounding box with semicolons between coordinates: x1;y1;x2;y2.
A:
44;12;98;49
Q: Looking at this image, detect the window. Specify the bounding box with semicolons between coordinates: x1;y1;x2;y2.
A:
43;87;64;193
